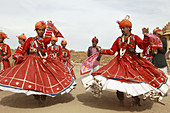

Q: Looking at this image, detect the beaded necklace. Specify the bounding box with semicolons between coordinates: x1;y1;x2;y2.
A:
120;35;131;58
34;37;48;61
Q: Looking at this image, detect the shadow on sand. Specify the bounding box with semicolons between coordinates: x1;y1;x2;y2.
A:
0;93;75;108
77;90;154;112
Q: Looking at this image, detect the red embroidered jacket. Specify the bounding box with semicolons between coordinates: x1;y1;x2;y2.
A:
61;48;70;61
0;43;11;69
102;34;150;55
47;45;62;60
21;29;52;54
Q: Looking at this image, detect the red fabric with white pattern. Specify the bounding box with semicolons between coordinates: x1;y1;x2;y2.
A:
0;55;73;95
92;34;168;89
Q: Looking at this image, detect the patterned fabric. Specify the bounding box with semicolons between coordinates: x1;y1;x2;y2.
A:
0;55;74;96
21;29;52;54
61;48;70;59
92;34;168;89
0;28;75;96
92;47;100;65
101;34;149;55
61;48;76;79
92;52;167;88
0;43;11;70
47;21;64;38
47;45;62;59
144;33;163;49
87;46;101;61
80;52;99;75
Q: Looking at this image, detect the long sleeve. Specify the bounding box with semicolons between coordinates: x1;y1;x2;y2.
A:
157;39;167;54
4;45;11;59
14;46;22;55
101;38;119;55
44;29;53;48
135;35;150;49
58;46;63;59
22;37;32;55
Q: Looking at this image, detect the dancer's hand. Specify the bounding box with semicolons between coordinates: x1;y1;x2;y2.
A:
47;20;54;30
96;46;101;52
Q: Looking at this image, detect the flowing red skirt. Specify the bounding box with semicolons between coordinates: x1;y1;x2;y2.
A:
0;55;74;96
92;52;168;89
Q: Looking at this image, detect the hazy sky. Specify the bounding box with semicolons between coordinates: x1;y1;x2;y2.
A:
0;0;170;51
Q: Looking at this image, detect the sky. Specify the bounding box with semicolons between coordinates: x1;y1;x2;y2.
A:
0;0;170;52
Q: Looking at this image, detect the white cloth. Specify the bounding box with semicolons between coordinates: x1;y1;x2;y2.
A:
81;74;170;100
158;66;170;78
0;81;77;97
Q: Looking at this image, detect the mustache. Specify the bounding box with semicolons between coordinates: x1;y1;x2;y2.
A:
121;30;125;33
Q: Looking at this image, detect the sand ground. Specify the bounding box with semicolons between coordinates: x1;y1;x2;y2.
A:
0;63;170;113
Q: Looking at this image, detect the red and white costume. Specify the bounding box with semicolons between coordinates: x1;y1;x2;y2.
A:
81;34;170;101
13;44;26;64
0;43;11;70
13;33;27;64
61;48;76;79
0;28;76;97
47;45;62;60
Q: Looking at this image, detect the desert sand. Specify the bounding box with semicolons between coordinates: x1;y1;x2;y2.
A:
0;51;170;113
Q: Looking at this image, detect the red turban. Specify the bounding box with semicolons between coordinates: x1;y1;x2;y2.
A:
92;36;98;43
117;15;132;29
35;21;47;29
18;33;27;40
0;32;8;39
61;40;67;45
51;36;58;42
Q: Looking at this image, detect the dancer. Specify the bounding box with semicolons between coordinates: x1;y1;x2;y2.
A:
0;32;11;70
13;33;27;64
47;36;62;60
87;36;101;74
0;21;76;106
61;40;76;79
152;27;168;75
81;16;170;106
